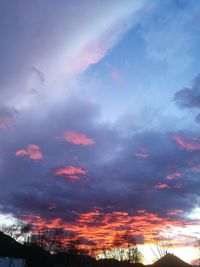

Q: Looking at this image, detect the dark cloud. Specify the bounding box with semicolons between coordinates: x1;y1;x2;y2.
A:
0;96;200;230
174;73;200;128
174;74;200;110
31;67;45;84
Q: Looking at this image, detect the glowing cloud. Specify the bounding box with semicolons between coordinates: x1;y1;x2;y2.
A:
54;166;87;181
20;209;199;251
16;144;43;160
16;150;29;157
60;131;95;146
171;135;200;151
153;183;169;189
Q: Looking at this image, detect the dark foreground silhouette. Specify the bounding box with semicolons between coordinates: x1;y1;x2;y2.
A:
0;231;192;267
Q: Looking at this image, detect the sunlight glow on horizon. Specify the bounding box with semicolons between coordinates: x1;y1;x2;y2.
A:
0;212;199;264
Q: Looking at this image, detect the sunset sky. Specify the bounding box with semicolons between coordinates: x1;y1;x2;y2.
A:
0;0;200;264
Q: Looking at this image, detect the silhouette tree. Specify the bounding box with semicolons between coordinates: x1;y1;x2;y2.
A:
110;231;143;263
150;234;172;261
29;227;64;253
193;238;200;265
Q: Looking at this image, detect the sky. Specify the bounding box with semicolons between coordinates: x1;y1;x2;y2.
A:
0;0;200;264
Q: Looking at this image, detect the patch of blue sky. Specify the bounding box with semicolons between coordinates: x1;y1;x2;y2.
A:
81;0;200;131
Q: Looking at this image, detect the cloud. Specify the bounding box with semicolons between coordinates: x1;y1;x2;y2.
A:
174;74;200;109
171;134;200;151
1;0;200;251
1;98;198;226
0;96;199;247
16;144;43;160
166;210;183;216
0;116;11;129
174;74;200;125
153;183;169;190
31;66;45;84
135;149;149;159
54;166;87;181
59;131;95;146
18;209;200;249
0;0;146;109
166;172;182;180
0;107;16;129
173;183;183;189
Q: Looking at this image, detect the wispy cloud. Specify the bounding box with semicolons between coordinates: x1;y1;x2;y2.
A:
171;134;200;151
0;0;146;110
166;172;182;180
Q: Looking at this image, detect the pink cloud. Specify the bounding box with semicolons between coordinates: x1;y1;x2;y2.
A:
16;150;29;157
171;134;200;151
60;131;95;146
166;209;183;216
54;166;87;181
153;183;169;190
166;172;182;180
16;144;43;160
68;175;80;181
67;42;108;76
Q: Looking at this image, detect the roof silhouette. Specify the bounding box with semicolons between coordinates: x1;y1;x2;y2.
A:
152;253;191;267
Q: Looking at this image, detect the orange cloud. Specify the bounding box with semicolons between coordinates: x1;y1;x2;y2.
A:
16;144;43;160
171;135;200;151
59;131;95;146
20;209;199;251
54;166;87;181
